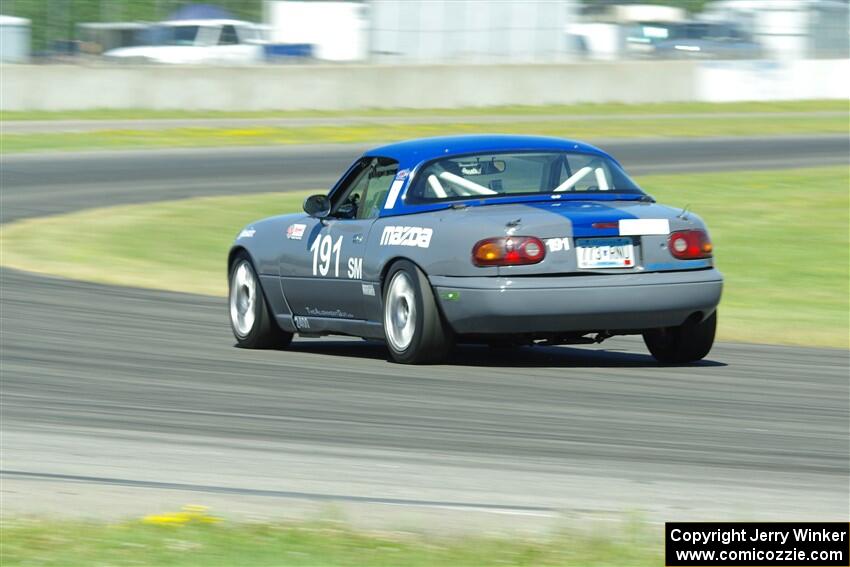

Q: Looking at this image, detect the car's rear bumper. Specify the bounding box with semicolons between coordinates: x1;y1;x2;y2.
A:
431;269;723;335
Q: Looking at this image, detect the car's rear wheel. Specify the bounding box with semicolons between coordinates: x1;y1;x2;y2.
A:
383;260;453;364
643;311;717;363
229;252;293;349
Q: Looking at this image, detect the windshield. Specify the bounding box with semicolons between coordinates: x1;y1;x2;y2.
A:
146;25;202;46
627;23;672;44
407;151;643;203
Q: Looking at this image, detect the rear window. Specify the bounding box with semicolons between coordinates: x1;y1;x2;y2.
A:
407;151;643;204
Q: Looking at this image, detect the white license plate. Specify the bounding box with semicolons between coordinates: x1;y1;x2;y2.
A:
576;237;635;269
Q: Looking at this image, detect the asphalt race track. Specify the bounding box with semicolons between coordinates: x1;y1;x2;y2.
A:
1;136;848;527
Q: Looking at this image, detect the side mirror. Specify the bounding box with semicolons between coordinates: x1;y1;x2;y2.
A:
303;194;330;218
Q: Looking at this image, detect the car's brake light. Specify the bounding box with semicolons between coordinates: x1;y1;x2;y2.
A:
668;230;713;259
472;236;546;266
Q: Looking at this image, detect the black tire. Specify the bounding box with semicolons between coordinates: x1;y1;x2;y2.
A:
228;252;293;349
643;311;717;363
382;260;453;364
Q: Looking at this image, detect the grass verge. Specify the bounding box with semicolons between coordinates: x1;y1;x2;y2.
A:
2;115;845;154
3;99;846;121
1;516;659;567
2;100;847;155
1;167;847;348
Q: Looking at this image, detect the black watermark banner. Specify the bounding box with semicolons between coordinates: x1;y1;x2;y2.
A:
666;522;849;566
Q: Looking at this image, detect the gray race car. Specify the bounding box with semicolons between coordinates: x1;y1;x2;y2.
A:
228;135;723;364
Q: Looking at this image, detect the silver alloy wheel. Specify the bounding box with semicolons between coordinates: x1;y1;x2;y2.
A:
229;261;257;338
384;271;417;351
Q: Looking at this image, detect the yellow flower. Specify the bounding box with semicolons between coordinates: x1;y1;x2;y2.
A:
142;505;221;526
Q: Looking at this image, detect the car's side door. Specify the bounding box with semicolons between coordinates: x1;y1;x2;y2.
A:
281;157;398;323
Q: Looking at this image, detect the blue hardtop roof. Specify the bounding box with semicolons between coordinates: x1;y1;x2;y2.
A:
363;135;616;169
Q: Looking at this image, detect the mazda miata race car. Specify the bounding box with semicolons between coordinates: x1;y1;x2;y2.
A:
228;135;722;364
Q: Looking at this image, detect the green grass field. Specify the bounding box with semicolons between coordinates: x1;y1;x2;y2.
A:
1;100;846;154
1;167;847;348
1;517;659;567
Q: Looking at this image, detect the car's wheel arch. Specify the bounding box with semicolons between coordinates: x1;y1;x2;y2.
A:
228;246;279;324
378;257;456;329
379;256;453;363
228;245;251;273
379;256;430;296
227;245;294;349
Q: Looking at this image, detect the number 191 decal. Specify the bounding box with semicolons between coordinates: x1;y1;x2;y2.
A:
310;234;343;277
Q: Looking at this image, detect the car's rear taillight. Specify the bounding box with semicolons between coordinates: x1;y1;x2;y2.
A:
668;230;713;259
472;236;546;266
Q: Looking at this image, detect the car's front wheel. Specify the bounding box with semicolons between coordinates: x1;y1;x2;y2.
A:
643;311;717;363
382;260;453;364
229;252;293;349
